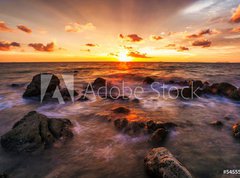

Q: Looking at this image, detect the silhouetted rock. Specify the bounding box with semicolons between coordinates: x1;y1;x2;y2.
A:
144;147;193;178
23;73;60;99
230;88;240;101
178;87;202;99
112;107;130;114
147;120;177;133
92;77;106;90
218;82;237;97
143;77;155;85
1;111;73;153
132;98;140;103
189;80;203;88
149;128;168;144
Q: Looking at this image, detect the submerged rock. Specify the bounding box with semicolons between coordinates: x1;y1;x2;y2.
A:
218;82;237;97
209;121;223;128
189;80;203;89
149;128;168;145
114;118;128;130
233;123;240;138
147;120;177;133
132;98;140;103
23;73;60;98
1;111;73;153
112;107;130;114
177;87;202;99
144;147;193;178
143;77;155;85
0;172;8;178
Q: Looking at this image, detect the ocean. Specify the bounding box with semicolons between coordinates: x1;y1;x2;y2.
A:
0;62;240;178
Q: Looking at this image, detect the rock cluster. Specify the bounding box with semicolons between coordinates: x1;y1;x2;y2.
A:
1;111;73;153
144;147;193;178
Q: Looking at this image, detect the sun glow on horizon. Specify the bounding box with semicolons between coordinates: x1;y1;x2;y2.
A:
118;51;132;62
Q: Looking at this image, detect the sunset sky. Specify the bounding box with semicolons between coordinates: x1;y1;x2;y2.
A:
0;0;240;62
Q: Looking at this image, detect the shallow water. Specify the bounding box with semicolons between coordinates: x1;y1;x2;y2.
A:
0;62;240;178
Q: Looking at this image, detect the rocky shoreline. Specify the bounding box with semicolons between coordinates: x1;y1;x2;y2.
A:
1;73;240;177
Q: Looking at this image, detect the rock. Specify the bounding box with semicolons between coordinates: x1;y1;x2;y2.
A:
125;121;145;133
23;73;60;98
114;118;128;130
92;77;107;90
189;80;203;88
0;172;7;178
147;120;177;133
60;88;78;98
149;128;168;144
112;107;130;114
178;87;202;99
143;77;155;85
11;83;22;88
230;88;240;101
78;95;89;102
1;111;73;153
206;83;219;94
209;121;223;128
218;82;237;97
233;123;240;138
144;147;193;178
132;98;140;103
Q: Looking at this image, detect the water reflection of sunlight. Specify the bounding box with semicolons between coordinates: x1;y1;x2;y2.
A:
118;62;130;71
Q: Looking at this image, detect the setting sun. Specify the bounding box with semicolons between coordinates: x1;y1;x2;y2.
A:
118;51;132;62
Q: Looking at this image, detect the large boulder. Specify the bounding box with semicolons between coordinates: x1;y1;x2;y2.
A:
1;111;73;153
144;147;193;178
112;107;130;114
92;77;107;90
189;80;203;89
23;73;60;98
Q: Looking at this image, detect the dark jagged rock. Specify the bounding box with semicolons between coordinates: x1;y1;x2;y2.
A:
92;77;107;90
125;122;145;134
78;95;89;102
11;83;23;88
149;128;168;144
143;77;155;85
23;73;60;98
207;83;219;94
60;88;78;98
0;111;73;153
114;118;128;130
144;147;193;178
178;87;202;99
209;121;223;128
230;89;240;100
233;123;240;138
218;82;237;97
189;80;203;88
0;172;8;178
112;107;130;114
132;98;140;103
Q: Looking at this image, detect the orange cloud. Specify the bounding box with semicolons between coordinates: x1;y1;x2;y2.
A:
186;29;219;38
230;5;240;23
177;46;189;52
150;35;163;41
192;39;211;48
0;21;12;32
165;44;176;48
0;41;20;51
85;43;98;47
28;42;55;52
127;51;149;58
65;22;96;32
17;25;32;33
231;27;240;33
119;34;143;42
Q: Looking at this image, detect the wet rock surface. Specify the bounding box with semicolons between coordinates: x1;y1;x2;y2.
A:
78;95;90;102
233;123;240;138
23;73;60;99
112;107;130;114
149;128;168;145
143;77;155;85
1;111;73;153
144;147;193;178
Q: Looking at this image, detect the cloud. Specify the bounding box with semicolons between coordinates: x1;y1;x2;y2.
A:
192;39;211;47
119;34;143;42
177;46;189;52
0;41;20;51
150;35;163;41
80;49;91;52
127;51;149;58
186;29;219;38
230;5;240;23
65;22;96;32
28;42;55;52
0;21;12;32
231;27;240;33
17;25;32;33
85;43;98;47
165;44;176;48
